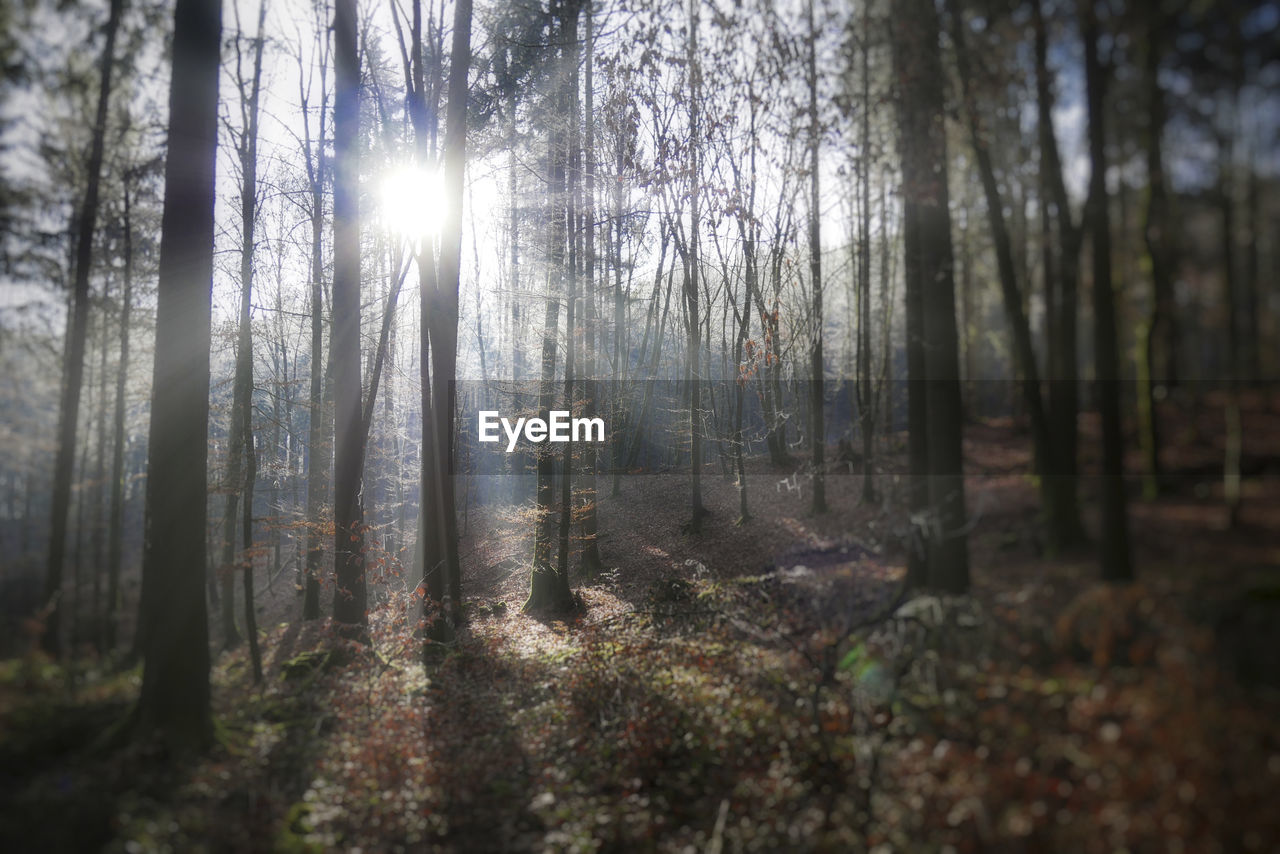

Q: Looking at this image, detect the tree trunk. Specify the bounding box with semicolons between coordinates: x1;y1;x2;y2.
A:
857;3;875;503
894;0;968;593
1139;19;1172;499
92;269;112;648
526;0;575;614
105;180;134;651
331;0;366;632
1032;0;1088;548
429;0;473;625
805;0;827;515
43;0;124;656
134;0;219;752
301;21;329;621
579;1;603;574
950;1;1062;549
1083;1;1133;581
685;0;707;531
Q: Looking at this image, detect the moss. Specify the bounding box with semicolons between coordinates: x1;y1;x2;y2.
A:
281;650;332;681
274;802;323;854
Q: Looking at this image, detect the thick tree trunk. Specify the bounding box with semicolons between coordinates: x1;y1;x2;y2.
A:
894;0;968;593
134;0;219;752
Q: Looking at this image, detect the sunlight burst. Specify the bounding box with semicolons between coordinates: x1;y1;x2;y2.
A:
380;166;445;238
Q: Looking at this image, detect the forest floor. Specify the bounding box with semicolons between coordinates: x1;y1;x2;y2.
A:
2;393;1279;852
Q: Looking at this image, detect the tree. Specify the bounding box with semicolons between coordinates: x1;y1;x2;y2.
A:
892;0;968;593
331;0;366;632
526;0;579;614
104;162;137;652
949;0;1064;552
578;0;604;575
1138;12;1174;499
804;0;827;515
1031;0;1088;548
133;0;220;751
218;0;269;678
427;0;474;626
42;0;125;656
684;0;708;532
852;0;876;504
1082;0;1132;582
298;7;330;621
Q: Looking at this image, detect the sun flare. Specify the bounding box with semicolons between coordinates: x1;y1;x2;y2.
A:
380;166;445;238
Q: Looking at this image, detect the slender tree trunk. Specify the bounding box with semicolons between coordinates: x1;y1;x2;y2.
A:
134;0;218;752
43;0;124;656
243;411;262;681
1033;0;1088;547
92;272;111;648
685;0;706;530
509;106;530;504
105;181;134;651
805;0;827;514
558;20;579;587
727;100;760;526
1139;19;1172;499
1083;1;1133;581
526;0;575;614
236;0;268;679
1220;125;1243;529
950;1;1061;547
610;138;628;497
857;2;875;502
301;26;328;621
579;1;603;574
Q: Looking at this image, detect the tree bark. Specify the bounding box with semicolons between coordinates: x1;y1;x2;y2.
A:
43;0;124;656
331;0;366;631
526;0;576;614
1082;1;1133;581
685;0;707;531
105;178;134;651
300;18;329;621
1139;18;1173;499
134;0;219;752
1032;0;1088;547
805;0;827;515
893;0;968;593
428;0;473;625
579;1;603;574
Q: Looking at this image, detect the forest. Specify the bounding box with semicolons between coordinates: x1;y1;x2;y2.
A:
0;0;1277;849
